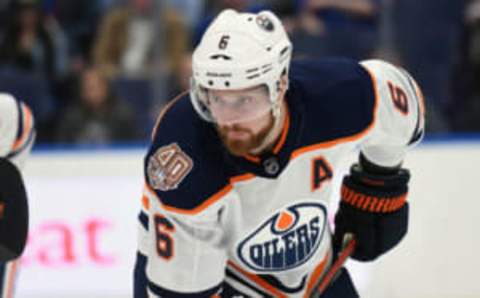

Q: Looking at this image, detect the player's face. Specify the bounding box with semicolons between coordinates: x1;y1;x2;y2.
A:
208;86;274;156
216;111;274;156
207;85;272;125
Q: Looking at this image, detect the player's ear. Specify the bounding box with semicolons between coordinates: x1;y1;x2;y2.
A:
280;73;288;89
277;73;288;94
278;73;289;98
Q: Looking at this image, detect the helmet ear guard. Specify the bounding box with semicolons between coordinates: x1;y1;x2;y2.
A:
190;9;292;123
190;78;214;122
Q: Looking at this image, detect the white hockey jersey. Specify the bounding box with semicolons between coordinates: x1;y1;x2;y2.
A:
0;93;35;169
135;59;425;297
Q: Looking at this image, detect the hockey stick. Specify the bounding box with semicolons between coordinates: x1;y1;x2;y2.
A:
311;234;356;298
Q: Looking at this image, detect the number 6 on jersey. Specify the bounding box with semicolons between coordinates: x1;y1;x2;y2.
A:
154;214;175;260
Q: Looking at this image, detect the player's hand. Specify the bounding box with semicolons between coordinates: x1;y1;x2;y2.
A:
333;156;410;261
334;201;409;261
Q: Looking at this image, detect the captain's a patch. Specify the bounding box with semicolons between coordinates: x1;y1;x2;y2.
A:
147;143;193;191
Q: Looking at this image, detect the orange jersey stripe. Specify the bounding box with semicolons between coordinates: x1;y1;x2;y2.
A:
151;90;189;141
304;250;331;298
11;103;33;152
413;80;426;116
230;173;255;184
145;183;232;215
145;172;255;216
141;194;150;211
155;91;291;160
291;67;379;160
272;105;291;154
243;154;261;164
3;261;18;298
243;103;290;163
291;127;372;160
227;261;288;298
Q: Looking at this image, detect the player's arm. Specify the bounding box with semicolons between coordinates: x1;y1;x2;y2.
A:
0;158;28;261
134;197;226;298
0;93;36;170
359;60;425;167
0;94;34;262
334;60;425;261
134;191;152;298
134;143;228;298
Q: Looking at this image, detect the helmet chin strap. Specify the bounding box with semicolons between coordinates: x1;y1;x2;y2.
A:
249;100;285;155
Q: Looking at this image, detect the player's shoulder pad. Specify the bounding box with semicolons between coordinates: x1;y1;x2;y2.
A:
289;58;376;144
360;59;426;146
145;92;231;214
0;93;17;116
0;93;35;161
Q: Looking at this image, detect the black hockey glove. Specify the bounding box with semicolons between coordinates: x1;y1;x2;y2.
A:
0;158;29;261
333;154;410;261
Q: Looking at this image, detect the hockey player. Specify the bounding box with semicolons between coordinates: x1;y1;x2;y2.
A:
134;9;425;298
0;93;35;297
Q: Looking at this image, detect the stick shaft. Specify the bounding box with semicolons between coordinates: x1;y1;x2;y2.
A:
316;236;356;296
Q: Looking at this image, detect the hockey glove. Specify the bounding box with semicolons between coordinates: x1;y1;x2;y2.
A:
0;158;29;261
333;154;410;261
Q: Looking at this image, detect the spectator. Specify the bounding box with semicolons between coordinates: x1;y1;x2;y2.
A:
92;0;189;79
165;0;205;29
45;0;103;65
192;0;267;47
450;0;480;131
270;0;381;61
166;52;192;98
56;66;140;144
391;0;465;132
0;0;68;82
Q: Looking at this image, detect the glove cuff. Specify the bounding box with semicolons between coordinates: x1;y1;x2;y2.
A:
341;158;410;213
340;182;407;213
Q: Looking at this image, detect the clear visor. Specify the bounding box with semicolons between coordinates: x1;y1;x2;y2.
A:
193;81;273;125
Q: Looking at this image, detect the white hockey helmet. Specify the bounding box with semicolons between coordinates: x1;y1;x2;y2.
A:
190;9;292;123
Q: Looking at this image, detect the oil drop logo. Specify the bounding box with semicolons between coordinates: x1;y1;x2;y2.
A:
237;202;327;272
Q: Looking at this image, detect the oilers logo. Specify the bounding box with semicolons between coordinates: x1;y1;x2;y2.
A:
237;202;327;272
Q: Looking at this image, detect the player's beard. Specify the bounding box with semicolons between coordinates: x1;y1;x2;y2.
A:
217;117;275;157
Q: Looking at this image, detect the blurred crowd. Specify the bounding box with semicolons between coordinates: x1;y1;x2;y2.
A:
0;0;474;145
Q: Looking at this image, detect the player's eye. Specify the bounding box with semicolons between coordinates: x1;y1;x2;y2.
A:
210;96;222;105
